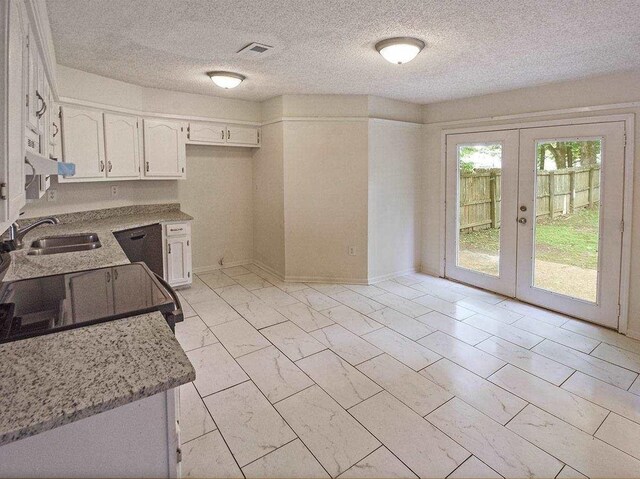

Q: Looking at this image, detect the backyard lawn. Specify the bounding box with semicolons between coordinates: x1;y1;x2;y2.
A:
459;207;600;270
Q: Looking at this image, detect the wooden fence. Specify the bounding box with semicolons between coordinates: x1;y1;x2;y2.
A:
459;165;600;232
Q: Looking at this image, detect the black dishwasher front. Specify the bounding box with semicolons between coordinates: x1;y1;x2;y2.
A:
114;224;164;278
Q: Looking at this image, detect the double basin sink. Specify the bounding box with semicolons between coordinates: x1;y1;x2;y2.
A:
28;233;102;255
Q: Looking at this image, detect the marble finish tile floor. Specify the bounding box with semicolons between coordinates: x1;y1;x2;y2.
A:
176;266;640;478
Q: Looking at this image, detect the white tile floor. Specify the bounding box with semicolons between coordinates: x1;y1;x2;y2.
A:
175;265;640;479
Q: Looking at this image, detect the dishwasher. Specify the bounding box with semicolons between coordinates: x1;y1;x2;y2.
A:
114;224;164;278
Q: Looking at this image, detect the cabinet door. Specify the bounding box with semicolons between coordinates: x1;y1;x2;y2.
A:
166;236;191;286
1;0;27;229
60;106;105;179
143;119;186;178
188;121;226;144
51;105;61;160
67;269;114;321
104;113;140;179
25;25;39;133
112;265;152;314
226;125;259;146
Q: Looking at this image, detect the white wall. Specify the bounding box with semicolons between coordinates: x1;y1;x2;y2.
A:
368;120;422;282
56;66;261;122
252;121;285;276
23;67;260;272
24;146;255;272
420;71;640;337
283;120;369;283
178;145;254;272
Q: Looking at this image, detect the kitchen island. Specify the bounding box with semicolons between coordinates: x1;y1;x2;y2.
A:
0;204;195;478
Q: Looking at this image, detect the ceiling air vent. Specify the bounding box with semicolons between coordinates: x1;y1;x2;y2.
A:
237;42;274;58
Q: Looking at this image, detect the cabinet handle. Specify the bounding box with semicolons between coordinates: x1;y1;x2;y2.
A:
106;271;111;282
108;161;112;172
227;130;230;140
146;161;150;172
35;91;47;118
100;161;105;172
52;122;59;137
168;244;172;254
25;157;36;190
114;269;118;280
221;129;224;140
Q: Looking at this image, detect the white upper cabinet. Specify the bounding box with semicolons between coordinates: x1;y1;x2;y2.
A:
60;106;105;180
227;125;260;146
104;113;140;179
25;25;39;134
187;121;260;147
187;121;226;144
0;0;27;231
143;119;186;179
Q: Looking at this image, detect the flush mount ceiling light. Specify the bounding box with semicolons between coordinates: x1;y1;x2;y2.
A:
207;71;246;89
375;37;425;64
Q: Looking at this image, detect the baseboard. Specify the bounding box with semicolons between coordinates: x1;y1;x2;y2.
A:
286;275;370;285
625;327;640;341
367;267;419;285
195;259;421;286
193;259;253;275
251;260;285;281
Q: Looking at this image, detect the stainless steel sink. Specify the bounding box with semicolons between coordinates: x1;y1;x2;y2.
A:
28;233;101;255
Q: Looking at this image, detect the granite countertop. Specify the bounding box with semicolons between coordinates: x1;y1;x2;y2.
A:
4;204;193;281
0;204;196;447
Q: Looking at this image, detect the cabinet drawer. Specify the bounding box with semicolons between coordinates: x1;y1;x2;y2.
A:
165;222;189;237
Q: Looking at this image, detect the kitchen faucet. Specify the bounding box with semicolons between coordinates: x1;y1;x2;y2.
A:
8;217;60;248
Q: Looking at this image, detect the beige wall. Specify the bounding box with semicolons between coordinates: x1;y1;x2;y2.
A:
368;120;423;282
24;146;255;272
421;71;640;337
283;120;369;282
252;122;285;276
23;67;260;272
57;66;261;122
178;145;254;272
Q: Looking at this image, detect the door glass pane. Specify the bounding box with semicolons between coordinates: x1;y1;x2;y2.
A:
457;143;502;276
533;138;602;302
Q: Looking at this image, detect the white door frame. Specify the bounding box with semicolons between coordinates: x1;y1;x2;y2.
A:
439;114;634;333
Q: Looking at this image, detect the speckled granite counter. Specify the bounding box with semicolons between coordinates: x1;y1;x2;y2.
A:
4;204;193;281
0;204;196;447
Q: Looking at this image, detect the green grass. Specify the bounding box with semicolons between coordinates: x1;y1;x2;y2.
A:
459;207;600;269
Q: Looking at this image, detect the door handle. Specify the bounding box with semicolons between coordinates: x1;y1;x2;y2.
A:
518;217;527;224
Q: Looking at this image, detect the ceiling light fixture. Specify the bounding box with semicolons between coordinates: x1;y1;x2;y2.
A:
207;71;246;89
375;37;425;64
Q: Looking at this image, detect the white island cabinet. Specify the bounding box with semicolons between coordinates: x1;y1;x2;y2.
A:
0;390;181;478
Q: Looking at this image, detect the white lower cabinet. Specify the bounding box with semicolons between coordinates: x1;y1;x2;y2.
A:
0;390;180;478
164;221;192;287
143;119;186;179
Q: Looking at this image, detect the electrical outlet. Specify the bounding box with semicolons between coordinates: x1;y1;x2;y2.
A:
348;246;356;256
111;185;119;198
47;189;57;202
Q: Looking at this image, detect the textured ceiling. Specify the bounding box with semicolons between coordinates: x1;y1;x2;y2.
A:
46;0;640;104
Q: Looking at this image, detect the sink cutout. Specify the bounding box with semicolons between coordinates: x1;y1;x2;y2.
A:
28;233;101;255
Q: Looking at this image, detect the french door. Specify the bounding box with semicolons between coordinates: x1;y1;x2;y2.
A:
446;121;626;328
